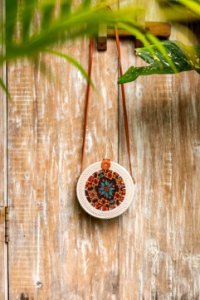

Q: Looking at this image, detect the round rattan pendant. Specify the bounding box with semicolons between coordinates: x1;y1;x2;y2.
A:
77;159;135;219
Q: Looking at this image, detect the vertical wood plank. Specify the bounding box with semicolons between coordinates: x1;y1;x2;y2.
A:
68;37;120;299
0;0;8;298
8;34;119;299
7;1;200;299
170;70;200;299
77;39;119;299
8;60;37;299
0;0;6;207
119;0;200;298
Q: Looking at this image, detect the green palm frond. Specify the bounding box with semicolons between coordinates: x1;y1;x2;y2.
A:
158;0;200;20
1;0;200;93
3;0;146;62
0;78;10;99
2;0;176;93
119;0;200;83
1;1;155;69
178;0;200;16
44;48;93;85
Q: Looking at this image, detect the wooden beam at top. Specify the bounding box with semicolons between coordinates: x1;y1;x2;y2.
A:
97;22;171;51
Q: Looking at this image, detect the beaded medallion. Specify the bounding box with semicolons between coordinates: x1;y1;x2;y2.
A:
85;169;126;211
77;160;135;219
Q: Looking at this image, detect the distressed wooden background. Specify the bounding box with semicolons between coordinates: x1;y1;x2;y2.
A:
0;0;7;298
1;0;200;299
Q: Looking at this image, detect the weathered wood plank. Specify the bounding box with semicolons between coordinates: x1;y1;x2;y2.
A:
0;208;7;300
0;0;7;298
0;0;6;207
77;39;119;299
7;0;200;299
8;60;38;299
8;34;119;298
118;1;200;299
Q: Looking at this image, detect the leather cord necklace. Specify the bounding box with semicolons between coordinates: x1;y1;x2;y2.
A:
77;30;136;219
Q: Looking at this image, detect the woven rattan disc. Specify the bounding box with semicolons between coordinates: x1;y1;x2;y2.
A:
77;161;135;219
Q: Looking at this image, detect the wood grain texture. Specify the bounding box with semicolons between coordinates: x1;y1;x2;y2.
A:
0;0;6;207
8;37;119;299
0;0;7;298
6;1;200;300
118;1;200;299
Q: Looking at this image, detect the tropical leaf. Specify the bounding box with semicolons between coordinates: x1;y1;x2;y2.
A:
41;2;55;30
157;0;200;20
21;0;37;41
3;1;151;62
6;0;18;45
0;78;11;99
2;0;200;94
3;0;164;89
118;41;200;83
168;0;200;16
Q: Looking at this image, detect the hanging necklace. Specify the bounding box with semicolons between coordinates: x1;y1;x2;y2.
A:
77;30;136;219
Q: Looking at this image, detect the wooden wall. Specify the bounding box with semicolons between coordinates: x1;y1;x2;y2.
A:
0;0;7;298
1;0;200;299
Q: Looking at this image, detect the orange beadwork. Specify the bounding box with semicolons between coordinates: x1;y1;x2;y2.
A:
101;159;111;170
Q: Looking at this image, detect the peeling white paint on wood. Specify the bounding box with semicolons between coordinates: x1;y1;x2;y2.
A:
0;0;8;298
2;1;200;300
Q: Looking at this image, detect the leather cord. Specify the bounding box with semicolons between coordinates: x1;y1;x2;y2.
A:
80;32;135;183
80;39;94;174
115;29;134;182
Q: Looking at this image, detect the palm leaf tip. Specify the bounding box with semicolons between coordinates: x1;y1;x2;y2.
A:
0;78;11;99
44;49;94;86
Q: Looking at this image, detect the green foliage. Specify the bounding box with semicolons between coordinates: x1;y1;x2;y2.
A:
3;0;147;62
1;0;200;93
44;48;93;84
118;41;200;83
118;0;200;83
0;78;10;99
158;0;200;20
1;0;161;93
